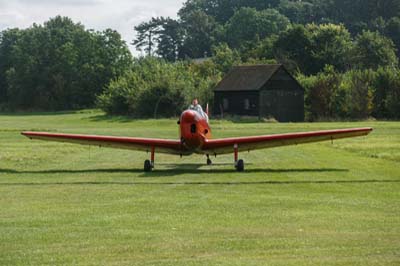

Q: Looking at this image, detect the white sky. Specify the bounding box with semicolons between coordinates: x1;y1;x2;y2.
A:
0;0;184;55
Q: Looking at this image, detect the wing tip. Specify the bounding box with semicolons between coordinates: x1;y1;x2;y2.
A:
21;131;42;138
364;127;373;134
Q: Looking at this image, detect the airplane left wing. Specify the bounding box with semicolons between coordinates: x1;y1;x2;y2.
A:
202;127;373;155
21;131;184;155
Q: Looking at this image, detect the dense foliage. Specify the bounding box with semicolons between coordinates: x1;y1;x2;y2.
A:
1;1;400;120
126;0;400;120
97;57;220;117
0;16;132;110
298;66;400;120
133;0;400;64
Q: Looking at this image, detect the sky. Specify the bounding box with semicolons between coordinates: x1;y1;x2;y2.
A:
0;0;184;55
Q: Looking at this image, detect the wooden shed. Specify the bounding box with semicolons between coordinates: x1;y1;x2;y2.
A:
213;64;304;122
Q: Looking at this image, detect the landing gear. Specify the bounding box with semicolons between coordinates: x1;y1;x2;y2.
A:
206;154;212;165
236;159;244;172
234;144;245;172
144;160;152;172
144;146;155;172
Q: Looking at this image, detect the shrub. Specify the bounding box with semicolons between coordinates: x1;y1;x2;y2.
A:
97;57;220;117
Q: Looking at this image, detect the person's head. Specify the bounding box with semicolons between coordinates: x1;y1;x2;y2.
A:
192;98;198;106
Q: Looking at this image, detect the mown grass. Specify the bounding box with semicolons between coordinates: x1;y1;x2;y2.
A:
0;110;399;265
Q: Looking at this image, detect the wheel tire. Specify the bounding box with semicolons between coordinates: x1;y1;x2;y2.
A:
144;160;152;172
207;158;212;165
236;159;244;172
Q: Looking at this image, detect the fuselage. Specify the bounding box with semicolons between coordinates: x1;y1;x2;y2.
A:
179;110;211;153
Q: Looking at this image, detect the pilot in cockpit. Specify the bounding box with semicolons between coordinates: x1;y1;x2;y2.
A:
188;98;208;122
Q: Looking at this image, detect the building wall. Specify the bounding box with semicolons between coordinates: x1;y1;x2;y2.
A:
214;91;259;116
259;89;304;122
259;68;304;122
213;66;305;121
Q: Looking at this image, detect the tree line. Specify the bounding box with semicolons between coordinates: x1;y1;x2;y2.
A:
99;45;400;120
118;0;400;119
0;16;132;110
133;0;400;64
1;1;400;120
299;66;400;120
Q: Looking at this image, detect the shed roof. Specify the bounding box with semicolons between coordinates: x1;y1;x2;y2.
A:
214;64;286;92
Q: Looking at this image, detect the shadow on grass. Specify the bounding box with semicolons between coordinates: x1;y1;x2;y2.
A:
1;166;398;186
0;168;143;174
0;166;347;176
0;179;398;186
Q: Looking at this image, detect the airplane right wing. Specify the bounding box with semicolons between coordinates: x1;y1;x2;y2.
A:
201;127;373;155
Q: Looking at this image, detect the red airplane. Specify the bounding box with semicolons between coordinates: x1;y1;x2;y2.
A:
21;104;372;172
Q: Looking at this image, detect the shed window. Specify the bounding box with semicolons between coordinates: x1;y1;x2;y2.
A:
223;98;229;110
244;99;250;110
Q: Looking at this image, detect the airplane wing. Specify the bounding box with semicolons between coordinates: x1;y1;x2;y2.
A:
202;127;373;155
21;131;184;155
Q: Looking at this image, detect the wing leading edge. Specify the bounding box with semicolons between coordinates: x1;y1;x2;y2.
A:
202;127;373;155
21;131;184;155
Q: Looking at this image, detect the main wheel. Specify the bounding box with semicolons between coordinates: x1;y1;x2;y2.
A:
207;158;212;165
144;159;152;172
236;159;244;172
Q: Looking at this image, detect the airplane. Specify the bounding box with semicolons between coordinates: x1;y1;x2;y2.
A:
21;104;373;172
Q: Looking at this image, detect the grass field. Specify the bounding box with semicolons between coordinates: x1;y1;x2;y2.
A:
0;110;399;265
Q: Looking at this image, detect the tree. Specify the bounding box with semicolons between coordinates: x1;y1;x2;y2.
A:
156;18;184;61
133;17;185;61
385;17;400;57
373;66;400;118
294;0;400;34
0;28;21;105
98;29;133;79
341;69;374;119
243;34;278;61
305;65;342;120
273;24;313;73
4;23;49;109
225;8;290;50
298;66;375;120
274;23;353;74
211;43;241;73
178;0;280;24
0;16;132;110
278;0;316;24
180;10;219;59
385;73;400;119
352;30;398;70
307;23;353;73
367;0;400;20
97;57;219;117
133;18;162;56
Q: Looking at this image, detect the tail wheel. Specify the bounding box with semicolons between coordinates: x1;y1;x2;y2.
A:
236;159;244;172
144;159;152;172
